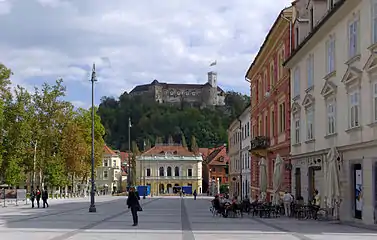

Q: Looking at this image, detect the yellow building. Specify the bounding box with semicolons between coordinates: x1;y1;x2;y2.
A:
135;144;203;195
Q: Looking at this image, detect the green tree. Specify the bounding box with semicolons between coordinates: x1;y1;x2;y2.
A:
190;135;198;154
181;133;187;147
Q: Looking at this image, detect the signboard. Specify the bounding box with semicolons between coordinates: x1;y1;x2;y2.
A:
17;189;26;200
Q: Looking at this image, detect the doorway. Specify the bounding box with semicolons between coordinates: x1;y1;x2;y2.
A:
354;163;362;219
295;168;301;198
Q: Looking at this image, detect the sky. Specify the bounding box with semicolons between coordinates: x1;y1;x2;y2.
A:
0;0;292;108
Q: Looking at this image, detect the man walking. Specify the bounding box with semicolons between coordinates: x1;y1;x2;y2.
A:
283;191;293;217
42;186;49;208
30;186;35;208
35;186;41;208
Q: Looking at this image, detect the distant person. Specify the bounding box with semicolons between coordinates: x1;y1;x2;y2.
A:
127;187;141;226
30;186;36;208
283;191;293;217
35;186;41;208
42;186;49;208
193;190;197;200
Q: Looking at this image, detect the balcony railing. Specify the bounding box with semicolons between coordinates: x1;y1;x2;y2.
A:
138;176;200;180
250;136;270;150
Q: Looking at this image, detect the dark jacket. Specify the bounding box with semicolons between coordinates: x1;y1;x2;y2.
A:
42;190;48;200
127;191;140;208
35;189;41;200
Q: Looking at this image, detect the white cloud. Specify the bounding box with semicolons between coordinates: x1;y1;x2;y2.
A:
0;0;292;104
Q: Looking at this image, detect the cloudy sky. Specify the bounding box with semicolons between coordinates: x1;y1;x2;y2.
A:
0;0;292;108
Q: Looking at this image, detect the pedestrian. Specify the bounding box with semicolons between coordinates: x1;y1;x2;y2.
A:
283;191;293;217
42;186;49;208
30;186;35;208
193;190;197;200
35;186;41;208
127;187;141;226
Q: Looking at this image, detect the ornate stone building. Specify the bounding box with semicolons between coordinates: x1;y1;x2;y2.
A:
135;144;203;195
129;71;226;107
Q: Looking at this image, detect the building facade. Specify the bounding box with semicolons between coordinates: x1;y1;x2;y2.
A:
129;71;225;107
96;146;122;193
239;105;252;199
246;6;293;200
135;144;202;195
202;145;229;195
228;119;241;197
285;0;377;226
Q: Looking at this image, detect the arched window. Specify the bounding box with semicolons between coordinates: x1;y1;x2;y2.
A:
167;166;172;176
270;64;275;87
175;166;180;176
159;167;164;176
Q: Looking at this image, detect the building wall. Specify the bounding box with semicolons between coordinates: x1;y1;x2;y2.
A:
286;0;377;225
96;154;122;192
240;106;251;199
136;156;203;195
248;10;293;200
228;119;241;197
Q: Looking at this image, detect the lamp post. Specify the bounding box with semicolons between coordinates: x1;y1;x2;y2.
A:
89;63;97;213
127;117;132;188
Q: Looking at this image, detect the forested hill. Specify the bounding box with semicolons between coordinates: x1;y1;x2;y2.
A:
97;91;249;151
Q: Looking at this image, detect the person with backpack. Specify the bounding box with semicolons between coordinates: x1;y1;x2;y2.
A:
42;186;49;208
35;186;41;208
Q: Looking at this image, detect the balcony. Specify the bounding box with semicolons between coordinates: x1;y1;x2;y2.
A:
250;136;270;151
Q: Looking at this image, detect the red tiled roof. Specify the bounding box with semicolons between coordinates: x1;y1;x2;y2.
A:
103;145;116;155
141;145;196;156
119;152;129;162
204;145;229;166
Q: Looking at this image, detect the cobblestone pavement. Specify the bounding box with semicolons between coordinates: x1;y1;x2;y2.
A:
1;196;376;240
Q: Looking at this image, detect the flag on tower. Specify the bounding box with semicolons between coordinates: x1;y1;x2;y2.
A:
209;60;217;66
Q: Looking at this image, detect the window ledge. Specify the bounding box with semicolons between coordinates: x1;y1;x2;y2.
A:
345;126;362;133
367;121;377;128
292;142;301;147
305;85;314;93
323;71;336;81
293;95;300;101
324;132;338;139
304;139;315;144
367;42;377;52
345;54;361;65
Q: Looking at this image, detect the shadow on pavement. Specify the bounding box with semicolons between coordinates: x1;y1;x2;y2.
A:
1;197;377;237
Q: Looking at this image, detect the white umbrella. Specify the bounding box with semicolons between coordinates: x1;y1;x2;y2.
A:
259;157;268;201
324;147;341;209
272;154;283;205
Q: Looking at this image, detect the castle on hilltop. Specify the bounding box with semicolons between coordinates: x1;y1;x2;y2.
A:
129;71;226;107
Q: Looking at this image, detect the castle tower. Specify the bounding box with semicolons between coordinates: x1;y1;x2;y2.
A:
207;71;217;88
207;71;218;105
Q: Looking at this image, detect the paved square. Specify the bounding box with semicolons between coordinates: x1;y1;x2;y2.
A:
1;196;376;239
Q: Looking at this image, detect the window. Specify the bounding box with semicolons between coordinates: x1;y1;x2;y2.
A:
264;114;268;135
349;91;360;128
270;64;275;88
279;49;285;79
175;166;180;176
348;17;359;58
373;82;377;122
306;54;314;88
373;0;377;44
327;0;334;10
279;103;286;133
295;27;299;48
167;166;172;176
104;160;108;167
264;72;268;94
159;167;164;176
258;79;262;102
306;107;314;140
146;168;151;177
326;99;336;134
294;67;300;97
310;7;314;30
326;35;336;74
113;160;116;167
258;117;262;135
247;122;250;136
271;109;275;137
188;169;193;177
103;170;108;179
294;115;300;144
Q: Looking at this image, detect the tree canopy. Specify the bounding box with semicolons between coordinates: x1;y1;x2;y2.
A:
98;90;249;150
0;63;105;188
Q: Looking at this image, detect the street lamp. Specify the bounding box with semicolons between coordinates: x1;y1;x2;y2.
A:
89;63;97;213
127;117;132;188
